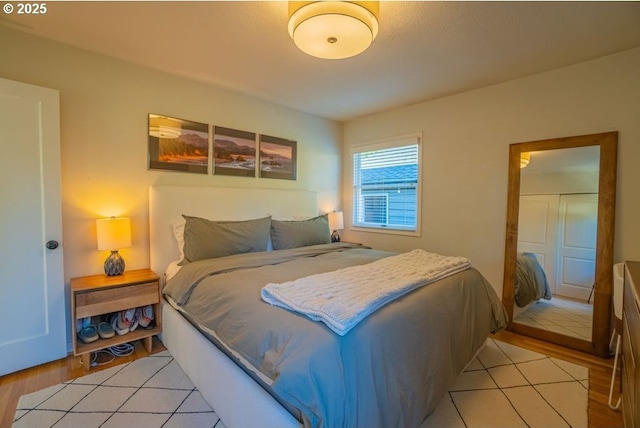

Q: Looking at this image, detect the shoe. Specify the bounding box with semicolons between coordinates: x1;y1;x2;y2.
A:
138;305;154;328
117;308;136;331
110;313;129;336
97;321;115;339
76;317;91;332
129;308;140;332
78;325;99;344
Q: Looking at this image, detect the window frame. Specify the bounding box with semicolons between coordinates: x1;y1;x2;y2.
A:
350;133;422;236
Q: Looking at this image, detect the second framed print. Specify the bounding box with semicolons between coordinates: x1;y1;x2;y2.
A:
214;126;257;177
259;134;297;180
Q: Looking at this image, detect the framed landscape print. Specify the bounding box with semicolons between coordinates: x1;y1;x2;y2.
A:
259;134;297;180
148;114;208;174
213;126;257;177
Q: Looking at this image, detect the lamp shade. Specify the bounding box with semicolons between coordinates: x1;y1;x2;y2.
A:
520;152;531;168
96;217;132;251
288;1;379;59
328;211;344;231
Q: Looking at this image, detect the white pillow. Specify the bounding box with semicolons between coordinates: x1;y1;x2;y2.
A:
164;260;182;282
172;221;185;260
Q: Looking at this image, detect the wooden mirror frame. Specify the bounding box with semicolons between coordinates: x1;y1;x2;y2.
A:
502;132;617;357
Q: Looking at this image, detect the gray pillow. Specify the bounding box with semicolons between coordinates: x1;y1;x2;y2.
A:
271;214;331;250
181;215;271;263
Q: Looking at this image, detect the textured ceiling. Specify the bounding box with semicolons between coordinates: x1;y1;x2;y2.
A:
3;1;640;121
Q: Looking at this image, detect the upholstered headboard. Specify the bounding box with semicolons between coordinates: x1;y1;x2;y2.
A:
149;185;318;281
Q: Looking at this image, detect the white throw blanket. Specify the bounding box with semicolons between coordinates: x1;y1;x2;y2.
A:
260;249;471;336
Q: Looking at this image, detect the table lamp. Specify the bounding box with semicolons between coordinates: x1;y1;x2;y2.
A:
96;217;131;276
328;211;344;243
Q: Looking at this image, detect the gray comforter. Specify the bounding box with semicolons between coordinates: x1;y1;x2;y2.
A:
515;252;552;307
164;243;507;428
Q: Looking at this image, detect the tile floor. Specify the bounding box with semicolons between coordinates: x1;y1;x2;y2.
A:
14;339;588;428
514;297;593;340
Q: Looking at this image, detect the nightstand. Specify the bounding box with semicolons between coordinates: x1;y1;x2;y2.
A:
70;268;161;371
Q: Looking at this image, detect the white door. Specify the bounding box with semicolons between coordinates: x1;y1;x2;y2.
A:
555;194;598;301
518;195;560;292
0;78;66;376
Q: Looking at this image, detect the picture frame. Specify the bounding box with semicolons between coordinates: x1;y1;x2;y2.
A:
259;134;297;180
213;126;257;177
148;114;208;174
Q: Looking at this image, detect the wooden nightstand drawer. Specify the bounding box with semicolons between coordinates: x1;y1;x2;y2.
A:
75;282;159;319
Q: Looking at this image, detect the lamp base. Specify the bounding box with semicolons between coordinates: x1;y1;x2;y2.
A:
104;250;125;276
331;230;341;243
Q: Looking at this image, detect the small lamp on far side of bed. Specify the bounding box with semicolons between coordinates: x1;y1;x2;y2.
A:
97;217;131;276
328;211;344;243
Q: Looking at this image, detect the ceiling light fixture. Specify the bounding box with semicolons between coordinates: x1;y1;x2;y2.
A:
149;115;182;139
520;152;531;168
288;1;379;60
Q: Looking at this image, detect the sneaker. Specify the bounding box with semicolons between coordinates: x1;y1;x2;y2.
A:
110;313;129;336
117;308;136;331
138;305;154;328
129;308;140;332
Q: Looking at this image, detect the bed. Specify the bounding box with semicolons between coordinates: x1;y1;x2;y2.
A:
150;185;507;428
514;252;552;308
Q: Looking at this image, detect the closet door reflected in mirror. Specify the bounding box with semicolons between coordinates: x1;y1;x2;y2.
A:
502;132;617;357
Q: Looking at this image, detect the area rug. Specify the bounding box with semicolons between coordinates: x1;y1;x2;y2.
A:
13;338;588;428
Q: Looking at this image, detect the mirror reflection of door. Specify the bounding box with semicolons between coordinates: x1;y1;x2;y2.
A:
513;146;599;341
556;193;598;300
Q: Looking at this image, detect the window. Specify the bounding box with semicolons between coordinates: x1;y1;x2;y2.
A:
351;135;421;234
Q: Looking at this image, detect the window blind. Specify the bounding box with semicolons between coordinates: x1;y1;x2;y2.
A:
352;137;420;232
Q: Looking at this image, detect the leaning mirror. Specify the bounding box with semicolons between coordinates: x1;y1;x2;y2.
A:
502;132;617;357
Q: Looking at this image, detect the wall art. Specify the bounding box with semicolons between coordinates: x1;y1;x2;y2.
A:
259;134;297;180
213;126;257;177
148;114;208;174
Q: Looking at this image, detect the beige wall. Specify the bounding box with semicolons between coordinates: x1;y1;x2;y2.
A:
343;47;640;294
0;28;342;281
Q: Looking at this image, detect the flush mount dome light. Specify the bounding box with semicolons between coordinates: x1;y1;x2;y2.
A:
288;1;379;60
149;115;182;139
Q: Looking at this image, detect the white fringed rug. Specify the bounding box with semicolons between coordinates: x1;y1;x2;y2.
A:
12;351;223;428
13;339;588;428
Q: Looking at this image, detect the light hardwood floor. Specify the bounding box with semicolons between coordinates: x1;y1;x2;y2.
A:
0;334;623;428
